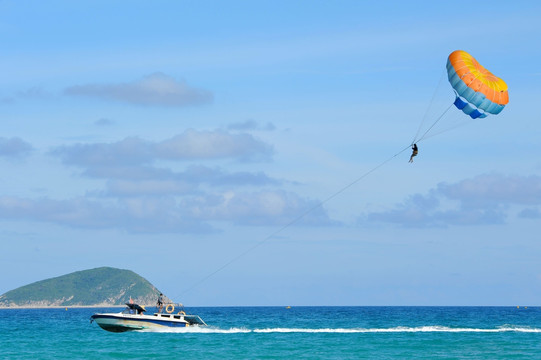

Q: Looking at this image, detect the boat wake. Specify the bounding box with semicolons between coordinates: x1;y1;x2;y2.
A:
142;325;541;334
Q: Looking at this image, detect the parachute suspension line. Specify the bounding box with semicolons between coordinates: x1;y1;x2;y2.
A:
174;145;413;299
411;71;446;146
412;59;476;145
417;117;472;142
415;103;454;144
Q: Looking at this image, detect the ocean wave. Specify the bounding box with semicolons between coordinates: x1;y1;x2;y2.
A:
141;325;541;334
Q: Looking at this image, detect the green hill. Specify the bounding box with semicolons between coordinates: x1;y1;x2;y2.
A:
0;267;165;308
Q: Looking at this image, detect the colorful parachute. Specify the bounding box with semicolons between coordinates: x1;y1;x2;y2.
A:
447;50;508;119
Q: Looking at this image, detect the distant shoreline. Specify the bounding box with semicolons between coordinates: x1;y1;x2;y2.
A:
0;304;146;310
1;305;535;309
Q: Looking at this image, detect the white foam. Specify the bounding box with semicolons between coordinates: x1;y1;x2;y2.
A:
141;326;251;333
253;326;541;333
140;325;541;334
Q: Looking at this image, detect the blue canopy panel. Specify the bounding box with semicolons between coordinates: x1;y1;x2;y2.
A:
453;96;487;119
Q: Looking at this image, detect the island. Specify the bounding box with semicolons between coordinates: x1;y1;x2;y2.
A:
0;267;167;308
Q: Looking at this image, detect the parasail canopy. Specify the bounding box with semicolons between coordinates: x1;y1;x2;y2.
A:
447;50;508;119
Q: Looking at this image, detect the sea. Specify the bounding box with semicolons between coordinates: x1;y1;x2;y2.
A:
1;306;540;359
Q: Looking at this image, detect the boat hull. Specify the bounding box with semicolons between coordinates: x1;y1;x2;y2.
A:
91;313;189;332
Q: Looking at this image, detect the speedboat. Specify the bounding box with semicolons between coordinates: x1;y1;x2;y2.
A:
91;302;207;332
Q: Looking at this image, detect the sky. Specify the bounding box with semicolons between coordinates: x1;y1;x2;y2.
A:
1;0;540;306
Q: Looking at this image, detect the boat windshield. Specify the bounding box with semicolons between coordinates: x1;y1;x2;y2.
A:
122;307;136;314
122;303;146;315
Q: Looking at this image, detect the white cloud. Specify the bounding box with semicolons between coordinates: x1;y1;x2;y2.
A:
518;207;541;219
52;137;153;167
363;174;541;228
0;189;336;233
52;129;273;166
227;120;276;132
156;129;273;162
64;72;213;107
0;137;33;158
0;196;212;234
189;189;338;227
439;174;541;206
104;179;196;197
0;127;332;233
94;118;114;126
0;129;324;233
99;166;281;197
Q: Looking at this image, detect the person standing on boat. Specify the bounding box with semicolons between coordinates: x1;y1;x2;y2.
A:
157;293;164;313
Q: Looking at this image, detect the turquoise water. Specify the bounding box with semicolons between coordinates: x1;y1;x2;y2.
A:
1;307;540;359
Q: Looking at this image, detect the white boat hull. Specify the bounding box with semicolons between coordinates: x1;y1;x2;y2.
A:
91;302;207;332
91;313;198;332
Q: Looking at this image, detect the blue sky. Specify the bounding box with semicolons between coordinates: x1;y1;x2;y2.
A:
1;0;540;306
